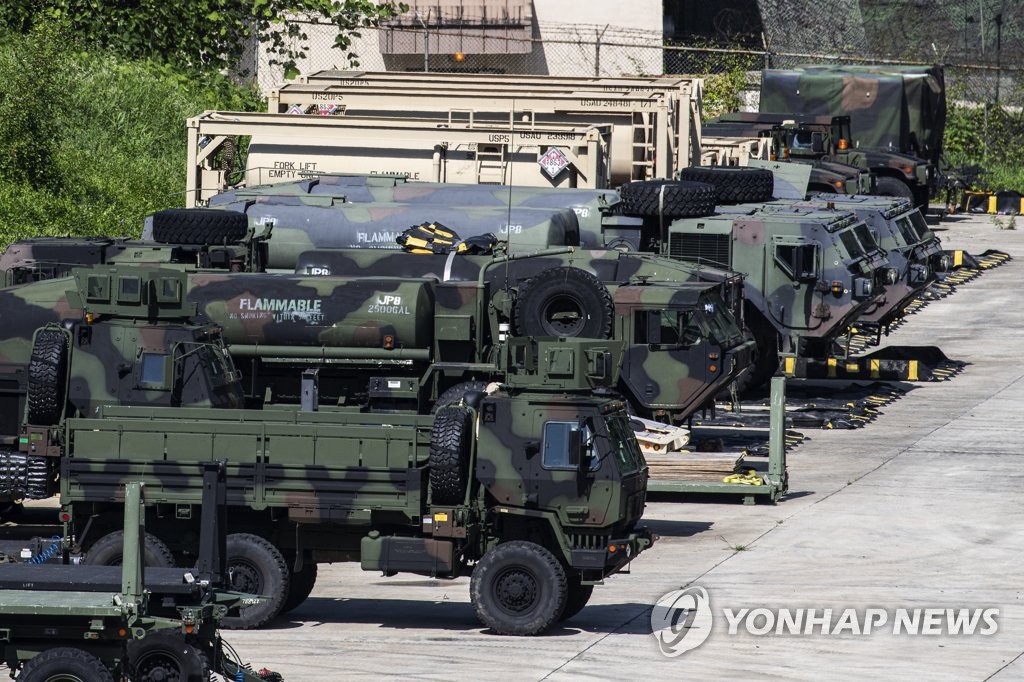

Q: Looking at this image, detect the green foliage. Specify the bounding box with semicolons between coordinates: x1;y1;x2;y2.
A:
1;0;406;77
682;47;761;121
0;28;262;244
945;83;1024;192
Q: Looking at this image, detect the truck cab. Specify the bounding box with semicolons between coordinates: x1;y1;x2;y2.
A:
665;208;891;361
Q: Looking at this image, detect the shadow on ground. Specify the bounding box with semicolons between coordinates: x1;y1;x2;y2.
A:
271;597;656;636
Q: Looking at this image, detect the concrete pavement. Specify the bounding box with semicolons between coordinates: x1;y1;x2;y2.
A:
224;211;1023;680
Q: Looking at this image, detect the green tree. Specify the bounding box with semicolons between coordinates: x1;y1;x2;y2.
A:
0;0;405;78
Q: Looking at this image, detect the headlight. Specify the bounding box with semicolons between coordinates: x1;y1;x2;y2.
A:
853;277;873;300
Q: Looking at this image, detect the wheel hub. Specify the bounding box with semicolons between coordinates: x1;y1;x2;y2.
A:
229;561;262;594
541;296;585;336
494;568;538;613
135;655;181;682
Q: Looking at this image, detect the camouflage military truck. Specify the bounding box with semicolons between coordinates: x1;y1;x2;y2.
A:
759;64;946;168
0;267;243;504
760;195;944;330
702;120;874;196
0;264;655;634
664;206;893;388
202;173;718;256
0;471;281;681
0;237;753;425
725;111;938;208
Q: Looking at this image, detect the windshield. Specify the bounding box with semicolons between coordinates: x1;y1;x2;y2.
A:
894;216;920;245
698;291;743;346
838;229;865;260
606;414;645;475
908;210;935;242
854;223;881;254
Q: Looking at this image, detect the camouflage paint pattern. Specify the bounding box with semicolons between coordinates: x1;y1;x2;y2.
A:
665;207;890;355
59;339;652;584
753;195;940;326
759;65;946;166
156;198;590;267
205;175;644;253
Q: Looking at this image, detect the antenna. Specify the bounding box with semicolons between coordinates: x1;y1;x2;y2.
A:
503;99;515;295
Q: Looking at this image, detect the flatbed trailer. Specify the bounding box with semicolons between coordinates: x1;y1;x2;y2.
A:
646;376;788;504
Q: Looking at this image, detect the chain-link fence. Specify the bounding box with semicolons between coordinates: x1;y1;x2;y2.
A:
250;9;1023;109
245;2;1022;171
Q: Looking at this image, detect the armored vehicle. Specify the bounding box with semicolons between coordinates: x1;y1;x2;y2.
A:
664;206;892;388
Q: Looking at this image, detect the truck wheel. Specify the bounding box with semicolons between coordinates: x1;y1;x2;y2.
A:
471;541;568;636
26;328;69;425
280;562;318;614
874;176;914;201
429;406;471;505
559;576;594;622
677;166;775;204
222;533;289;630
432;380;488;413
515;267;613;339
151;208;248;245
83;530;176;568
18;646;114;682
127;631;208;682
618;179;716;219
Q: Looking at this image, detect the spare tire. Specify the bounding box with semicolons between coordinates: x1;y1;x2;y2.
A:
514;267;613;339
26;328;69;425
677;166;775;204
430;406;472;505
618;179;716;219
432;380;489;413
151;208;248;245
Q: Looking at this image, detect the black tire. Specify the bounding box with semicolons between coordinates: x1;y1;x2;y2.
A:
83;530;176;568
151;208;248;245
127;631;209;682
558;576;594;622
514;267;613;339
19;646;114;682
432;380;489;413
26;328;69;425
874;176;915;201
429;406;471;505
678;166;775;204
618;179;716;219
732;311;780;396
221;533;289;630
280;562;318;614
471;541;567;636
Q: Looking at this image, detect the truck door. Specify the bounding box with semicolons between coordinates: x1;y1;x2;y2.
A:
525;410;614;527
621;307;708;413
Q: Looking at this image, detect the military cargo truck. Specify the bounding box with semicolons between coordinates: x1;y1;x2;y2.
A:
717;112;937;208
0;267;243;503
702;120;874;196
203;173;712;254
759;65;946;168
1;264;655;634
0;471;281;681
0;238;753;425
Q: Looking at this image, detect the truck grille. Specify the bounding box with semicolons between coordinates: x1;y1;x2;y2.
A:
669;233;731;268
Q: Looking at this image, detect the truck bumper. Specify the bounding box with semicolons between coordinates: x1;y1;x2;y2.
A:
568;526;656;575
